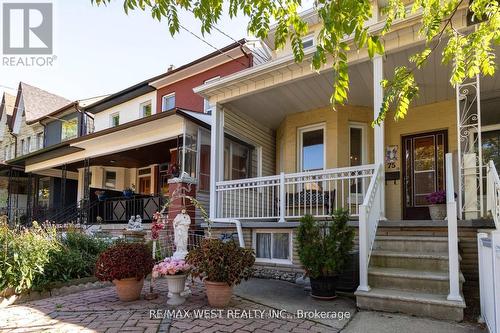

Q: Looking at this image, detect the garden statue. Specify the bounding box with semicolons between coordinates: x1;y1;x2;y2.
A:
127;215;143;231
172;208;191;260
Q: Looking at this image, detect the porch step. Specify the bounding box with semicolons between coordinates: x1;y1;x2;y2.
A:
370;250;454;271
355;288;466;321
373;236;449;253
368;267;464;294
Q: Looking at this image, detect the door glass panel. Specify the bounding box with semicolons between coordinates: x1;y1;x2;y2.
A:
414;136;435;171
301;128;324;171
350;127;362;166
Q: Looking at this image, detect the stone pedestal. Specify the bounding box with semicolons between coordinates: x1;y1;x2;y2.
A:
122;230;147;242
167;176;197;227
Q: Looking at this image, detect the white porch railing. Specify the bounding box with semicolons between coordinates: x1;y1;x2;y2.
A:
478;161;500;333
215;164;376;221
357;163;383;291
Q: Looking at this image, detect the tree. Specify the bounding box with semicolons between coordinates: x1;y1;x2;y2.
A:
92;0;499;124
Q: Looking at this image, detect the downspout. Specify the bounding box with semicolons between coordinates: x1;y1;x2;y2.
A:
239;45;252;68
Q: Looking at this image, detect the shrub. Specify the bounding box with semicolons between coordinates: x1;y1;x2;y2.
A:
186;238;255;286
296;209;355;278
95;242;153;281
33;231;110;290
0;220;59;294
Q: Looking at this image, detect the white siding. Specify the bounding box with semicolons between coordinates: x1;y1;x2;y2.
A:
93;91;157;132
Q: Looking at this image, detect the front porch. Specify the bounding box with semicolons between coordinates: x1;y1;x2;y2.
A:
16;109;212;227
199;37;500;321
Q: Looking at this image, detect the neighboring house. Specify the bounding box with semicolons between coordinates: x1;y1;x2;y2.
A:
12;40;270;227
194;5;500;322
0;93;16;211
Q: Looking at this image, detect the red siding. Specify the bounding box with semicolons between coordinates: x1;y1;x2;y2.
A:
156;55;252;113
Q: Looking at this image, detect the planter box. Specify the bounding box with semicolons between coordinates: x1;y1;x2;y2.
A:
336;251;359;292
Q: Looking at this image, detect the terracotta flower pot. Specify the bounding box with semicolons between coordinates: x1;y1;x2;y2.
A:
113;277;144;301
204;280;233;308
429;204;447;220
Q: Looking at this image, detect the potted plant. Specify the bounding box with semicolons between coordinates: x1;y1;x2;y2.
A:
95;190;106;201
297;209;355;299
186;238;255;308
152;257;190;305
426;190;447;220
123;185;135;198
95;242;153;301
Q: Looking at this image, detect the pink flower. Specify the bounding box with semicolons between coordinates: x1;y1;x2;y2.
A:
152;257;190;276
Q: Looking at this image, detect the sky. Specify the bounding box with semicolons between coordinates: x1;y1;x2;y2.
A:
0;0;252;101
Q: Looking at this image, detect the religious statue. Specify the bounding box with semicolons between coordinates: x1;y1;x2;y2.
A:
172;208;191;260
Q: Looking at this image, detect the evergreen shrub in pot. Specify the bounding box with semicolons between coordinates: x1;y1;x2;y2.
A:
95;242;153;301
297;209;355;299
186;238;255;307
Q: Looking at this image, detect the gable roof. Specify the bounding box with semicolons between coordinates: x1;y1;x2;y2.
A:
10;82;71;129
0;92;16;120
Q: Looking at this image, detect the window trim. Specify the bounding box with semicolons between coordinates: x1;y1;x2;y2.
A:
140;100;152;118
61;117;79;142
348;122;368;166
36;132;44;150
104;170;117;189
302;34;314;49
109;112;120;128
297;123;326;172
252;229;293;265
162;92;176;112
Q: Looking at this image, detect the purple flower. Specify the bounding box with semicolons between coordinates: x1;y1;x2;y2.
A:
425;190;446;204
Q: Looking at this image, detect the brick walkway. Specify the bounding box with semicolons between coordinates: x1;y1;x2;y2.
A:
0;279;338;333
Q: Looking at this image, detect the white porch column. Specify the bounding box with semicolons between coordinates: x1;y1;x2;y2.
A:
373;55;386;219
209;103;224;220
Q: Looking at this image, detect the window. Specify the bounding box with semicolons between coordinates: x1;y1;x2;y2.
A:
141;101;152;118
104;171;117;189
203;77;220;114
37;132;43;149
298;124;325;172
20;139;25;155
38;177;51;208
253;230;292;263
26;137;31;153
224;139;252;180
302;35;314;49
162;93;175;112
198;130;211;191
110;113;120;127
61;117;78;141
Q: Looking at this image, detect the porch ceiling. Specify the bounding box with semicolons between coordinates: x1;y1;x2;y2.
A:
221;43;500;129
64;139;177;171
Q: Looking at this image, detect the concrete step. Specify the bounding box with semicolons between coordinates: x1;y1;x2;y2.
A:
373;236;450;253
368;267;464;294
370;250;454;271
355;288;466;321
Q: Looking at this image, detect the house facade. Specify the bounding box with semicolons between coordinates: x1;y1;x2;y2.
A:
9;39;270;227
194;4;500;321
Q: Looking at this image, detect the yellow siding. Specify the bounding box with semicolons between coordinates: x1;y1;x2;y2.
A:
384;99;457;220
276;105;373;173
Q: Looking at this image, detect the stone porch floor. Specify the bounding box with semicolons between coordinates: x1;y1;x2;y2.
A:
0;278;487;333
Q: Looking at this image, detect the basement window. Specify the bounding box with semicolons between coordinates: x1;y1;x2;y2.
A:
253;230;292;264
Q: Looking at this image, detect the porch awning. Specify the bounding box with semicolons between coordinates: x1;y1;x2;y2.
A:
23;108;207;173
